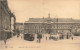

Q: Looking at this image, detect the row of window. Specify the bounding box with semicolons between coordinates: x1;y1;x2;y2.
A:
25;29;42;33
24;24;80;29
25;26;74;29
24;25;43;29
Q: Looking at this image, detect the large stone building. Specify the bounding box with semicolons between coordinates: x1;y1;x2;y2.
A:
0;0;16;40
24;13;80;35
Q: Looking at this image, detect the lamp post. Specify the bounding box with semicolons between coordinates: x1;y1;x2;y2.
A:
57;17;58;34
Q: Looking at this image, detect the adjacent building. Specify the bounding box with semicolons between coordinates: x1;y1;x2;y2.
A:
0;0;16;40
15;23;24;34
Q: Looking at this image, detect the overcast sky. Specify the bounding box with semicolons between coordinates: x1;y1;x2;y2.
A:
7;0;80;23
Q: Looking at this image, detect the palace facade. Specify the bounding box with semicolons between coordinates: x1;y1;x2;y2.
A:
24;13;80;35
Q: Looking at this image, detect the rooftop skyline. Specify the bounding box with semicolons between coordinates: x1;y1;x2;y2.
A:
7;0;80;23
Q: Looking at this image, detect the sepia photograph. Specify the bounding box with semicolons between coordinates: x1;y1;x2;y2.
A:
0;0;80;50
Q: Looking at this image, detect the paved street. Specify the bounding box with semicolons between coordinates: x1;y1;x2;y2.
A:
0;34;80;50
0;36;80;50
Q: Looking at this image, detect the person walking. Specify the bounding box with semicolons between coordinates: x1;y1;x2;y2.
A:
72;34;73;40
39;38;41;43
72;36;73;40
37;39;38;43
71;33;73;40
4;38;6;45
57;33;59;40
46;36;47;40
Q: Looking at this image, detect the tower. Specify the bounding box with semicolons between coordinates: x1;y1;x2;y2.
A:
48;12;50;18
46;13;52;34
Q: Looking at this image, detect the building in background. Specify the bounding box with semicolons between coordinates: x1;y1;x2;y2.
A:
0;0;16;40
24;13;80;35
15;23;24;34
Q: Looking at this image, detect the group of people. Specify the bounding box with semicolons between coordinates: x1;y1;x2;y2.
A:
36;33;74;43
37;33;42;43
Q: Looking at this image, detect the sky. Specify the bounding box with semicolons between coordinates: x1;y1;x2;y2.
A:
7;0;80;23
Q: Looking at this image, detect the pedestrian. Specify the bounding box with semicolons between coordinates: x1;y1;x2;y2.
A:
21;34;23;39
39;38;41;43
72;36;73;40
37;39;38;43
57;33;59;40
17;35;18;38
4;39;6;45
46;36;47;40
66;33;69;39
61;33;63;39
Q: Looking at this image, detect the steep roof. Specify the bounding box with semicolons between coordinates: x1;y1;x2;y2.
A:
25;18;80;23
